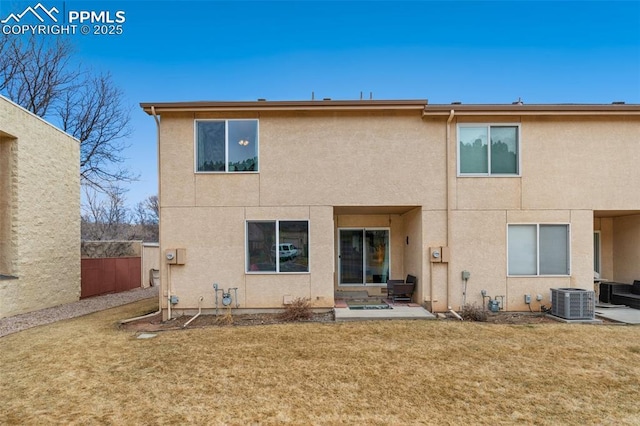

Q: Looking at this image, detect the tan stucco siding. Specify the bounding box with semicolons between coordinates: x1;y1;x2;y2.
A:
161;111;446;210
422;209;447;310
0;96;80;318
158;110;444;313
612;215;640;283
160;205;334;313
161;206;246;309
401;207;423;303
456;178;522;210
156;104;640;313
449;210;508;310
452;116;640;211
521;117;640;210
446;209;593;311
594;217;614;280
159;113;197;207
142;243;160;288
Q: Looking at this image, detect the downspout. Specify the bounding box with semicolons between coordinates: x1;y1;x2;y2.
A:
446;109;455;312
151;106;169;320
120;106;163;324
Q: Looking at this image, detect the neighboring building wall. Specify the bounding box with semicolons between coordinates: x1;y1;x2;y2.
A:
0;133;16;275
0;96;80;318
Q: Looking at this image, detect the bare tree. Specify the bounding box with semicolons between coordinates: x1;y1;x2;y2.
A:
57;73;132;188
82;188;159;242
0;35;133;189
0;35;78;118
131;195;159;242
81;185;131;240
0;36;16;92
144;195;159;224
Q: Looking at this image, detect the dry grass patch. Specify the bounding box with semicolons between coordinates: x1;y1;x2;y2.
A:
1;299;639;425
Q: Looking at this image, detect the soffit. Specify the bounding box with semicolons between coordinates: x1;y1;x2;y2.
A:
141;100;428;114
594;210;640;218
141;99;640;117
334;206;419;215
423;104;640;116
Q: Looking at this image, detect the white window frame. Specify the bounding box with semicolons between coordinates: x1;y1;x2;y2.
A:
507;223;571;277
194;119;259;173
338;227;391;287
457;123;521;177
245;220;310;274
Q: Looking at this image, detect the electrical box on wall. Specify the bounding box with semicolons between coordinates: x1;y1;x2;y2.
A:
430;247;442;263
429;246;450;263
165;249;176;264
175;248;186;265
165;248;186;265
440;247;450;263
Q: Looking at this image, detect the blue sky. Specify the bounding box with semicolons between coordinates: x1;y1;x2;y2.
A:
2;0;640;206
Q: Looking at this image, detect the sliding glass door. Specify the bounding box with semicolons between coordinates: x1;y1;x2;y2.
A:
339;228;390;285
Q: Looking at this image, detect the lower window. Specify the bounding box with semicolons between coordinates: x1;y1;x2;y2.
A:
508;224;570;276
247;220;309;273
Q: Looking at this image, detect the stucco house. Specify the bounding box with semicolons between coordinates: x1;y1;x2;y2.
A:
0;95;80;319
141;99;640;320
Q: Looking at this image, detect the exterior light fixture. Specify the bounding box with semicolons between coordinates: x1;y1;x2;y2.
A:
238;139;249;146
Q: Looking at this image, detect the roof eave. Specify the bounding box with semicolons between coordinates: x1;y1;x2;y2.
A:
140;99;429;115
422;104;640;116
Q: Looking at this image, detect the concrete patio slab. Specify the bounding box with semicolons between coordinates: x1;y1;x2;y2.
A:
334;305;436;322
595;306;640;324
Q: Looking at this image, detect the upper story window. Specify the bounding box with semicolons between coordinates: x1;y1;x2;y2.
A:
458;124;519;176
195;119;258;172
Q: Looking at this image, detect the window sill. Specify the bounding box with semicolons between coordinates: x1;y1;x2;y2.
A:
507;275;571;278
195;171;259;174
458;174;521;178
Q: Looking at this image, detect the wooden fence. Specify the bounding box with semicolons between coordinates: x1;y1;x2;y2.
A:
81;257;141;299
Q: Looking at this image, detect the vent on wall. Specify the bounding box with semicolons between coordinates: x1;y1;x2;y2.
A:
551;288;595;320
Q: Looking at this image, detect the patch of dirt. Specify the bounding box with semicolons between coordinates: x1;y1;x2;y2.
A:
483;311;558;324
120;311;335;332
119;309;586;332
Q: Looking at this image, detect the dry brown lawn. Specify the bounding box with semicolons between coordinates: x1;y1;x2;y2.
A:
1;298;639;425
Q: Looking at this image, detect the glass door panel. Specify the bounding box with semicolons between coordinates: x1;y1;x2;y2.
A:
339;228;389;285
339;230;363;284
366;230;389;284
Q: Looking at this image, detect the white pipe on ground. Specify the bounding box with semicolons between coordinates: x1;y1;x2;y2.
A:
183;296;204;328
119;308;161;325
448;306;463;321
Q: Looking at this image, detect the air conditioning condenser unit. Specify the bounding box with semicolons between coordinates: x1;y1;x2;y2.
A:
551;288;595;320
